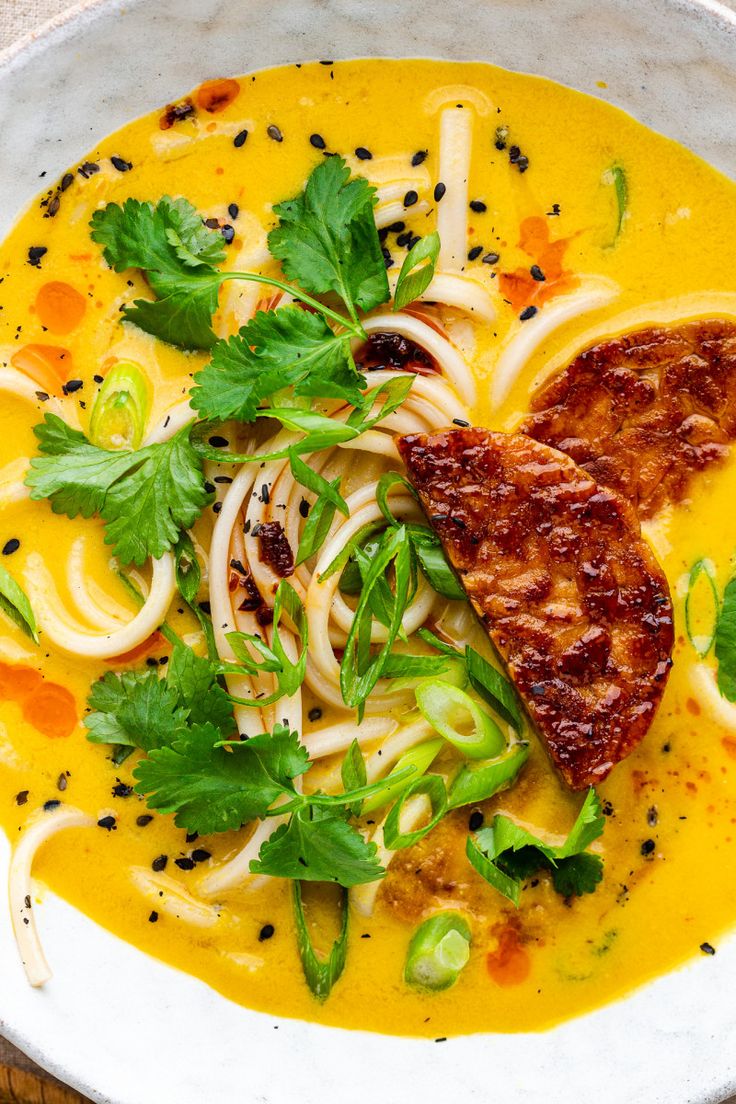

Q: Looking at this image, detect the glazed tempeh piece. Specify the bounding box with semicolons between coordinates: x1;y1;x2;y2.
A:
521;319;736;518
398;428;674;789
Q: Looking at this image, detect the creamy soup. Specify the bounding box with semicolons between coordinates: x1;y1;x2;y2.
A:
2;58;736;1038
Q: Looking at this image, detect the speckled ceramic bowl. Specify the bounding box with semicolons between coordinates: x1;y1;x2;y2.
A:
2;2;736;1102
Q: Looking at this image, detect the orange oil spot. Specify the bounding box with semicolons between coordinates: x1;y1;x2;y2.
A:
0;661;76;738
486;924;531;987
35;281;86;334
686;697;701;715
499;215;577;313
196;78;240;114
11;344;72;396
22;684;77;739
722;736;736;760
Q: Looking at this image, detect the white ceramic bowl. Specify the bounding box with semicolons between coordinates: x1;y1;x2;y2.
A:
2;2;736;1101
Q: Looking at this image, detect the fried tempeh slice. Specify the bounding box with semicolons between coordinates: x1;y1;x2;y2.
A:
521;319;736;518
398;428;673;789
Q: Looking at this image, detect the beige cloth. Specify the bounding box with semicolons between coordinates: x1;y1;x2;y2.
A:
0;0;76;52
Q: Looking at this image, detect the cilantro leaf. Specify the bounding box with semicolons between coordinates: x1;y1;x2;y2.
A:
190;307;363;422
268;155;389;319
133;722;295;834
716;575;736;700
26;414;211;565
90;196;226;349
166;642;235;735
467;787;605;905
225;580;308;707
0;564;38;644
551;853;604;897
85;669;188;750
393;231;440;312
250;806;384;886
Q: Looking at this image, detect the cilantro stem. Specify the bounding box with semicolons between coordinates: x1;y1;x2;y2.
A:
222;272;364;337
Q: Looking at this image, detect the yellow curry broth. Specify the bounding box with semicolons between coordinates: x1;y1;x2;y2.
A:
1;59;736;1036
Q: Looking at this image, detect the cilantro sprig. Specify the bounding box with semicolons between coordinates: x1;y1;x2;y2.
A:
25;415;211;566
466;788;605;904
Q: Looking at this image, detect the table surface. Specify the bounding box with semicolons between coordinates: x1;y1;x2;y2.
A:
2;0;736;1101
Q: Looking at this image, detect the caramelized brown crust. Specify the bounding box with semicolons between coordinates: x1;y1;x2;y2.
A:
521;319;736;518
398;428;673;789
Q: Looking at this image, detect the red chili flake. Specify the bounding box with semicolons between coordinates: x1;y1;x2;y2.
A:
356;331;437;375
159;98;196;130
257;521;294;578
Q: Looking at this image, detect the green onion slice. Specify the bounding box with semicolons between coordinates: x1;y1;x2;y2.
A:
362;738;444;815
447;741;529;810
0;563;38;644
383;774;448;850
292;881;349;1002
415;679;505;759
89;359;151;450
404;909;471;991
685;558;719;658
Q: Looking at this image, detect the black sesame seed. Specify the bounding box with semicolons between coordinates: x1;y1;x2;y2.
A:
509;145;520;163
233;129;249;148
204;481;216;494
468;810;484;831
175;857;195;871
396;231;412;247
517;156;529;173
204;217;220;229
57;773;68;792
221;224;235;244
519;305;538;321
434;182;446;202
27;246;47;267
259;923;275;941
453;418;470;427
78;161;99;178
61;172;74;191
208;435;229;448
403;189;418;207
198;600;212;615
15;791;29;806
640;838;656;856
148;911;159;923
482;252;500;265
700;942;716;955
411;150;428;167
63;379;83;394
308;707;322;722
93;373;104;384
152;854;168;872
136;814;153;827
213;501;222;514
228;203;239;219
44;799;61;812
215;475;233;484
467;246;483;261
112;781;133;798
186;832;199;843
261;484;270;504
267;125;283;142
530;264;545;282
355;146;372;161
191;849;211;864
310;133;326;149
469;200;487;213
299;498;310;518
2;539;19;556
110;156;132;172
388;221;405;233
97;815;116;830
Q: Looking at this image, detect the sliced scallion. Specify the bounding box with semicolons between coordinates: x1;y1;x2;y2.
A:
447;741;529;810
89;359;150;450
404;910;471;991
292;881;348;1002
685;558;719;658
362;738;444;814
415;679;505;759
383;774;448;850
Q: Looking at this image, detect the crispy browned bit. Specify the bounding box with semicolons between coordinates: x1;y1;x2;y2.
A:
355;331;438;375
159;98;196;130
398;427;673;789
257;521;294;578
521;319;736;518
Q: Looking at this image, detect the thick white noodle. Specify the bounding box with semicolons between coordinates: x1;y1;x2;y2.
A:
130;867;223;927
302;715;398;760
388;270;496;323
66;537;129;631
375;199;430;229
0;368;68;419
198;817;282;897
490;279;620;408
144;400;195;445
10;806;95;987
436;107;473;271
0;458;31;510
363;718;436;782
362;313;476;406
350;794;431;916
25;551;176;659
423;84;494;116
